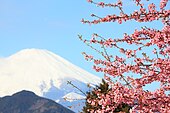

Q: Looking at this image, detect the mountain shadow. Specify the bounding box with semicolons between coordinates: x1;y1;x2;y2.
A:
0;90;75;113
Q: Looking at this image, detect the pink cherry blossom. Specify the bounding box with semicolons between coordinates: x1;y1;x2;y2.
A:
80;0;170;112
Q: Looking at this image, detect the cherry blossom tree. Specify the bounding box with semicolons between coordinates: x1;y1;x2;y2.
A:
82;79;131;113
79;0;170;112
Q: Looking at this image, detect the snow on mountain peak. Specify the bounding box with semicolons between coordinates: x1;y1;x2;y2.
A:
62;92;85;102
9;48;54;59
0;49;101;109
7;48;101;85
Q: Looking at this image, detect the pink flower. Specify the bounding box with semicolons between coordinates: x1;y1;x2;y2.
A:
160;0;168;9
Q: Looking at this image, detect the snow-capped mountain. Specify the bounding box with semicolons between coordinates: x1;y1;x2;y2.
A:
0;49;101;112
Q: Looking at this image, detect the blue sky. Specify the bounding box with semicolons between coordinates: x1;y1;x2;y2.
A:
0;0;169;78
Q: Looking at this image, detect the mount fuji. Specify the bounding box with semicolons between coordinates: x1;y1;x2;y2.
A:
0;49;101;112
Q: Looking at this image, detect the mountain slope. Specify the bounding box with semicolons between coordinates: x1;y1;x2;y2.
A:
0;49;101;112
0;90;75;113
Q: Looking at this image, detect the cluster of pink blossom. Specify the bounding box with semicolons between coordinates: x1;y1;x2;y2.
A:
86;82;170;113
80;0;170;112
82;0;170;24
